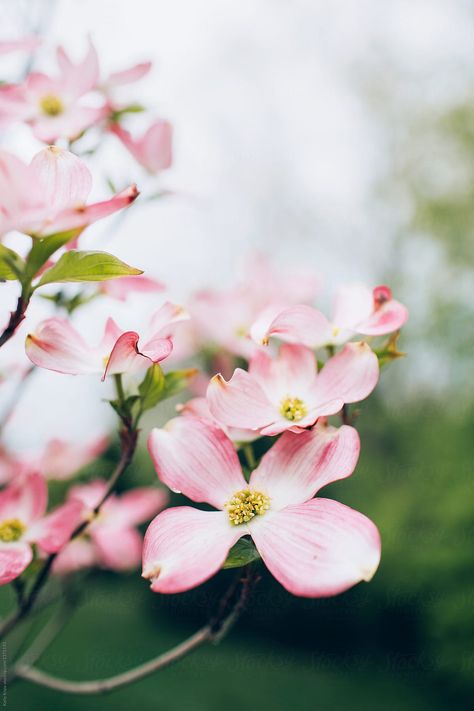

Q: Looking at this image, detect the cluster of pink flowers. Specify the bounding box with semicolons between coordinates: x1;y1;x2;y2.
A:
0;37;408;615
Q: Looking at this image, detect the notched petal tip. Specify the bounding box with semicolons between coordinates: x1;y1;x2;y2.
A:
142;563;161;581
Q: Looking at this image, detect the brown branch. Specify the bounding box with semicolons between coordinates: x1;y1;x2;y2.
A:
0;295;29;349
13;566;258;695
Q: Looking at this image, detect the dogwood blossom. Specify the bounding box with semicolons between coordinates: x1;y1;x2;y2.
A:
54;480;167;574
111;120;172;174
26;302;188;378
144;416;380;596
0;146;137;238
251;283;408;348
0;472;83;585
207;342;379;436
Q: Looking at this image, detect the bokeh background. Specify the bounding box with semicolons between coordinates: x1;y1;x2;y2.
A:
1;0;473;708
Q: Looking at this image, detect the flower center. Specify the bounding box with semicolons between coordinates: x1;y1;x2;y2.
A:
39;94;64;116
0;518;26;543
280;397;307;422
225;489;270;526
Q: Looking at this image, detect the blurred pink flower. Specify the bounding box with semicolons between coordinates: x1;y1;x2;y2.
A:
144;416;380;596
0;40;106;142
0;146;138;238
0;36;41;56
252;283;408;348
207;342;379;436
54;480;167;574
26;302;188;379
111;120;172;174
0;472;83;585
98;274;165;301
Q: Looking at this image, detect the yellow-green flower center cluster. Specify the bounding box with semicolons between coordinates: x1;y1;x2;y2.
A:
280;396;307;422
225;489;270;526
39;94;64;116
0;518;26;543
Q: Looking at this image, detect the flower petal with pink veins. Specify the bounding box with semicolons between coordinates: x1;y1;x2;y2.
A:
142;507;243;594
93;526;143;571
357;299;409;336
26;318;102;375
313;342;379;407
147;302;189;335
102;331;172;380
332;284;374;331
99;275;165;301
44;185;138;235
148;416;246;508
111;488;168;527
251;304;332;348
0;542;33;585
0;472;47;524
250;498;381;597
28;500;84;553
106;61;152;87
207;370;277;432
250;344;317;404
250;424;360;510
30;146;92;212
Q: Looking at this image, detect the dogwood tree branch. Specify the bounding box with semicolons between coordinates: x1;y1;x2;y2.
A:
13;566;258;694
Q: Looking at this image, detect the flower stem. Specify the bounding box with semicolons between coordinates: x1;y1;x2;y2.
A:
12;566;258;694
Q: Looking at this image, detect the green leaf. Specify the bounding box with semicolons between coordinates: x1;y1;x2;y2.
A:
110;104;146;122
162;368;198;400
222;538;261;569
37;250;143;287
24;229;83;282
0;244;25;281
138;364;165;412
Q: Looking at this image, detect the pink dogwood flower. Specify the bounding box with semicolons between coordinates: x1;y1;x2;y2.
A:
207;342;379;436
178;396;257;443
0;472;83;585
0;146;138;238
26;301;188;379
251;283;408;349
144;416;380;596
54;480;167;574
111;120;172;174
0;40;106;142
191;254;320;359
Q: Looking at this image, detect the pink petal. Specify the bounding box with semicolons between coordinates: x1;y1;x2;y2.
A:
26;318;102;375
40;436;109;480
0;542;33;585
250;423;360;509
142;507;242;594
111;488;168;527
56;40;100;98
249;344;317;403
207;370;277;432
102;330;172;380
250;498;381;597
332;284;374;330
148;416;246;509
251;304;332;348
0;472;47;524
106;61;152;87
357;299;409;335
30;146;92;212
31;105;108;144
92;526;142;570
147;301;189;336
0;36;41;56
29;500;84;554
99;275;165;301
112;120;172;174
43;185;138;235
313;342;379;409
53;538;97;575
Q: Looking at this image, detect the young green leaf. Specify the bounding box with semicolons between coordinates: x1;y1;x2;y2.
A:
138;364;165;412
36;250;143;287
222;537;261;569
0;245;24;281
162;368;198;399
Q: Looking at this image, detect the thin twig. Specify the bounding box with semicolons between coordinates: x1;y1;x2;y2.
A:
0;294;29;349
14;566;258;694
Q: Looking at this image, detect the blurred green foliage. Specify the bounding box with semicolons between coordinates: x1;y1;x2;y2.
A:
2;396;472;709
